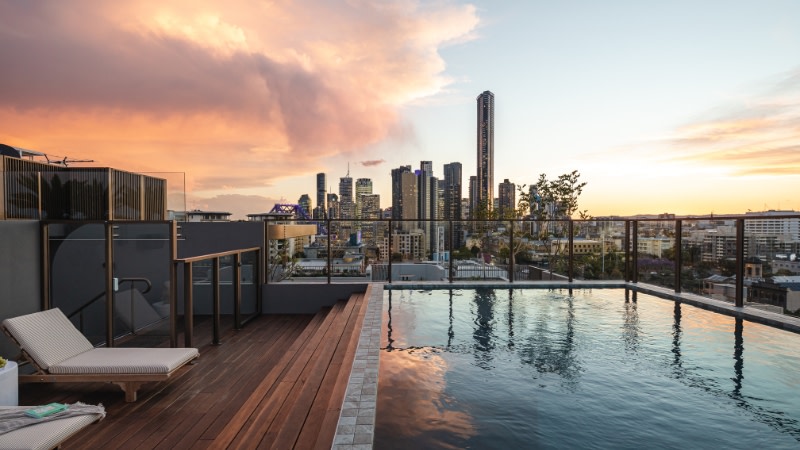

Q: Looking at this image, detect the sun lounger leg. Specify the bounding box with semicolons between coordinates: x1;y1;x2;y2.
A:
114;381;145;402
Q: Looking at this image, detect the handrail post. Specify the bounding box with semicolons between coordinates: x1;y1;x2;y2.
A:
632;221;639;283
105;222;115;347
234;253;242;330
41;222;51;311
256;248;263;316
509;220;514;283
568;220;574;282
169;221;177;348
735;218;745;307
327;218;332;284
674;220;682;293
264;218;270;285
449;219;454;283
388;220;393;283
212;257;220;345
184;261;194;348
624;220;630;282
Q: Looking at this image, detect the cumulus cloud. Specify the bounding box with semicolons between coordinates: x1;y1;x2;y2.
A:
0;0;479;205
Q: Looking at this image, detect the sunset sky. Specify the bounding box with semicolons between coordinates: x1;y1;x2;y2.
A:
2;1;799;219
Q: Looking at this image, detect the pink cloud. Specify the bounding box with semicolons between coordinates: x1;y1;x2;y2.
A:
0;0;479;201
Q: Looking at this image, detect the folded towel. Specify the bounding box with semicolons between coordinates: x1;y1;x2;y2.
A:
0;402;105;435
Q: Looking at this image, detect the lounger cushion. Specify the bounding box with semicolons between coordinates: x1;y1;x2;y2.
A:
2;308;93;370
49;347;199;374
0;407;103;450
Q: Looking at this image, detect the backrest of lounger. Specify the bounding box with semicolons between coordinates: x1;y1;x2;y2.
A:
2;308;94;370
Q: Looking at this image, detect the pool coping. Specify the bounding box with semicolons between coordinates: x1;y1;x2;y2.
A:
331;281;800;449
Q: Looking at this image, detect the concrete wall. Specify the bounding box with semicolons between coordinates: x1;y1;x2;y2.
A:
0;221;41;360
177;222;266;259
263;283;369;314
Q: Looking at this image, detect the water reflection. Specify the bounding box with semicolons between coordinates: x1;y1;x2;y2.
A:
622;289;641;355
471;287;496;369
377;289;800;447
671;301;683;376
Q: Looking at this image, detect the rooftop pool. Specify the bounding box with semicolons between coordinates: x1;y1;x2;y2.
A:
374;288;800;449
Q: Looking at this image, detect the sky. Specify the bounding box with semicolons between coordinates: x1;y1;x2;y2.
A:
1;0;799;219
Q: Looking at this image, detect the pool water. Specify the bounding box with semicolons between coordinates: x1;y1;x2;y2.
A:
374;288;800;449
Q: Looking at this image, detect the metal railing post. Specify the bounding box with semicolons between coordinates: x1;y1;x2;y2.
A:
736;218;745;307
388;220;393;283
624;220;631;282
105;222;115;347
327;218;332;284
509;220;514;283
449;220;454;283
184;261;194;348
674;220;682;293
632;221;639;283
212;257;220;345
234;253;242;330
568;220;574;282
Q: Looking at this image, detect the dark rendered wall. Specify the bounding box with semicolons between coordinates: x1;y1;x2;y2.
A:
0;221;41;359
263;283;369;314
177;222;265;259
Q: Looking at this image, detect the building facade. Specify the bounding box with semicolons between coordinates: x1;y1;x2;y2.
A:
476;90;494;214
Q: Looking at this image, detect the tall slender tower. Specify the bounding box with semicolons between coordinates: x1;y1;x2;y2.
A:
476;90;495;213
315;173;326;219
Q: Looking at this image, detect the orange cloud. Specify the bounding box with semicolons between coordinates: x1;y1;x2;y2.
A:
0;0;479;208
661;72;800;177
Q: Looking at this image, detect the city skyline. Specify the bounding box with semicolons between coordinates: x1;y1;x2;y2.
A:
1;1;799;219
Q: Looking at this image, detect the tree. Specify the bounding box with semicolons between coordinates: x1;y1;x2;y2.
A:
525;170;589;276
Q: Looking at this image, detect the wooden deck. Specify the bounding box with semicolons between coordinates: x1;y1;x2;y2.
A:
18;293;368;449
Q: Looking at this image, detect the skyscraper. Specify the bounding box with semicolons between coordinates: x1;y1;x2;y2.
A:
476;90;494;213
443;162;463;248
339;172;353;219
355;178;373;219
391;165;417;231
315;172;326;219
498;178;515;217
298;194;312;218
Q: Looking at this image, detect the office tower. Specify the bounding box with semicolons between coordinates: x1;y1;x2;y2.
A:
339;172;353;220
443;162;463;249
417;161;437;257
327;193;339;219
355;178;373;219
298;194;312;218
360;193;381;245
391;165;417;231
315;173;327;219
391;165;411;221
498;179;515;217
476;90;494;213
469;175;478;219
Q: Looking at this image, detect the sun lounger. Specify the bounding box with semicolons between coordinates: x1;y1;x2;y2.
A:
0;404;104;450
2;308;199;402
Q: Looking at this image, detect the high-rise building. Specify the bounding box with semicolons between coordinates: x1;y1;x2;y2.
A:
355;178;373;219
315;173;326;219
498;178;515;217
391;165;417;232
298;194;312;218
443;162;463;249
418;161;437;256
339;173;353;220
468;175;478;220
476;90;494;214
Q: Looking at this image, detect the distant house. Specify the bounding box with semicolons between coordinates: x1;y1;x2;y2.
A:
186;210;232;222
749;276;800;314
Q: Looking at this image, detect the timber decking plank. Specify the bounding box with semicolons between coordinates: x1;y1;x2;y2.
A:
226;302;349;449
16;291;371;450
209;308;335;448
266;296;362;449
303;293;369;449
